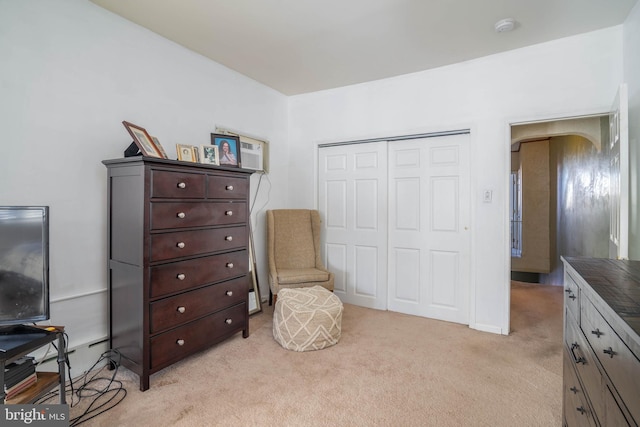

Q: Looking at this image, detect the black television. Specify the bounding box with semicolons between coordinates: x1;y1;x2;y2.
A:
0;206;50;329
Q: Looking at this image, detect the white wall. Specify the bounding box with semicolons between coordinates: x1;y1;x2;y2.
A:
288;27;625;334
624;1;640;260
0;0;288;370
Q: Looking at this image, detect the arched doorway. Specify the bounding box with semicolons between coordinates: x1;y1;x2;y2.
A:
510;116;609;285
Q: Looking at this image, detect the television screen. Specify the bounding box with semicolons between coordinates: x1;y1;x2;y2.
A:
0;206;49;326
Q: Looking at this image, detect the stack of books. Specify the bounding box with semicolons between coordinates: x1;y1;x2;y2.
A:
4;356;37;401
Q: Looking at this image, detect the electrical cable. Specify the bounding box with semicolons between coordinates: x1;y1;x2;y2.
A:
249;171;264;215
249;172;272;229
31;322;54;367
35;346;127;426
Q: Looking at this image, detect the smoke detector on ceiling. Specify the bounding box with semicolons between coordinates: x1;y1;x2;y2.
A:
495;18;516;33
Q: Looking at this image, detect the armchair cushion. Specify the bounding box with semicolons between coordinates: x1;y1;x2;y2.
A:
276;268;331;284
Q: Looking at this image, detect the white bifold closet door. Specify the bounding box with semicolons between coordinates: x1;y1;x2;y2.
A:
387;134;470;324
318;134;471;324
318;142;388;310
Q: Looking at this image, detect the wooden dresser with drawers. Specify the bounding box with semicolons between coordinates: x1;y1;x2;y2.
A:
562;256;640;426
103;157;252;391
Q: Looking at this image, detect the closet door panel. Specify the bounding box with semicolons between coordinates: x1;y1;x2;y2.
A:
319;142;388;310
388;134;470;324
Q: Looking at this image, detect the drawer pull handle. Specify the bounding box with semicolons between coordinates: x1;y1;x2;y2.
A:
603;347;617;358
177;273;186;280
225;236;233;241
177;306;186;314
177;182;186;189
591;329;603;338
177;212;186;219
176;339;185;346
570;387;579;394
226;262;234;268
568;294;576;300
225;319;233;325
226;291;233;297
177;242;185;249
570;343;586;365
225;210;233;216
564;289;571;293
226;185;234;191
576;407;587;415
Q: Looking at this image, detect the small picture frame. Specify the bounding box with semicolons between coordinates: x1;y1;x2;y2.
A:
199;144;219;165
151;136;169;159
122;121;165;158
176;144;196;162
211;134;241;167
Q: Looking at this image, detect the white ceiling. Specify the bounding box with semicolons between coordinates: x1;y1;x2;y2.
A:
90;0;637;96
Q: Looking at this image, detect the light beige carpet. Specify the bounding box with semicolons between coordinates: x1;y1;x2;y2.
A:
69;281;563;426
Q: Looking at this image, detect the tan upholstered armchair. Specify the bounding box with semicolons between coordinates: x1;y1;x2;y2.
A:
267;209;334;304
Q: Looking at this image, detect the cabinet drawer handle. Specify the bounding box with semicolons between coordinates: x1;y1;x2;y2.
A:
177;212;186;219
591;329;603;338
226;185;234;191
177;306;186;314
226;262;234;268
176;339;185;346
570;343;586;365
225;210;233;216
226;291;233;297
570;386;579;394
569;294;576;300
225;319;233;325
564;289;571;293
603;347;617;358
225;236;233;241
177;182;186;189
576;407;587;415
177;273;186;280
177;242;185;249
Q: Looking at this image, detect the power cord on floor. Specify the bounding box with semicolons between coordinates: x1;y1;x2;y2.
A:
35;346;127;426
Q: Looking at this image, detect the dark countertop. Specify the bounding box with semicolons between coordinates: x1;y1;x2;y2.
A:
563;256;640;338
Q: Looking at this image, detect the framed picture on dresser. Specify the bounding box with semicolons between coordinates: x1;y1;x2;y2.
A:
199;144;219;165
122;121;165;158
151;136;168;159
211;133;241;167
176;144;196;162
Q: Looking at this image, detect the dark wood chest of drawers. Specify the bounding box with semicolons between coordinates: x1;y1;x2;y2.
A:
103;157;252;391
562;257;640;426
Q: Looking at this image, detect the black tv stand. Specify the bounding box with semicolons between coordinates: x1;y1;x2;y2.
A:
0;325;66;404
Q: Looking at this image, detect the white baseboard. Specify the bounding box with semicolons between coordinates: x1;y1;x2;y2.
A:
470;322;505;335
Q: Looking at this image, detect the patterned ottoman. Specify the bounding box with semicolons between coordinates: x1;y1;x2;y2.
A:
273;286;343;351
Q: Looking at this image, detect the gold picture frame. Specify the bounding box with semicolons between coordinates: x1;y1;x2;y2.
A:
176;144;196;162
122;121;165;158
